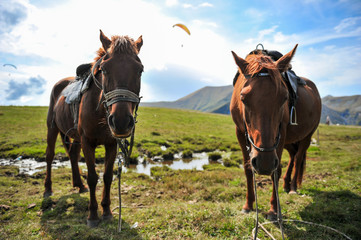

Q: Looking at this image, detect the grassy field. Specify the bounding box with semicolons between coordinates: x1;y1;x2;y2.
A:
0;106;360;239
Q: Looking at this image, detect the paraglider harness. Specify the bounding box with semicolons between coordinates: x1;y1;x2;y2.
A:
233;44;306;125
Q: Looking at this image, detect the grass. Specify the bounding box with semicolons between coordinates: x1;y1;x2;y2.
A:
0;106;361;239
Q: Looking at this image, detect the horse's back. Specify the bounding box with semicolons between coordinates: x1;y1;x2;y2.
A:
47;77;75;129
50;77;75;103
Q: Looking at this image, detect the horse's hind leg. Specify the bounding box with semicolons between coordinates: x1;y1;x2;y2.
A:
283;143;298;193
44;126;59;197
290;137;311;194
60;133;88;193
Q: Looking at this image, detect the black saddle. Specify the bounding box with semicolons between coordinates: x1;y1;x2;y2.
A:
76;63;92;78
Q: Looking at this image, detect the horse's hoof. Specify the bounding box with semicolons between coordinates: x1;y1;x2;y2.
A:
283;188;290;193
289;190;298;195
43;191;53;198
102;214;113;221
79;186;89;194
241;208;251;214
87;219;100;228
266;211;277;221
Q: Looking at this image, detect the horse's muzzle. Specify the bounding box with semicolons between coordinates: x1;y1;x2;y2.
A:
251;152;279;175
108;114;135;138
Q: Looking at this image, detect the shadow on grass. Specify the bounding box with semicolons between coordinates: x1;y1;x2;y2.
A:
40;194;143;240
284;189;361;239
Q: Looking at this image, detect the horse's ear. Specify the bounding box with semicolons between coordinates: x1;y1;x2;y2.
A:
276;44;298;73
135;35;143;53
231;51;248;74
100;29;112;51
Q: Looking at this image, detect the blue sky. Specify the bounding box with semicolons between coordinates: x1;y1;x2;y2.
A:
0;0;360;106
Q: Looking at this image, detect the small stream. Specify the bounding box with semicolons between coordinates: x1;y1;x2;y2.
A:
0;152;222;176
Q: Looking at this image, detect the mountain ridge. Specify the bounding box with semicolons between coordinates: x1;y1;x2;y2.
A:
141;86;361;125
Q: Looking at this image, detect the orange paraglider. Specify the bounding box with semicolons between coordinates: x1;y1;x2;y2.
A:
173;23;191;35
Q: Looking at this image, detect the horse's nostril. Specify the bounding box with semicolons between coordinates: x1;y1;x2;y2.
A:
128;116;134;128
108;115;115;129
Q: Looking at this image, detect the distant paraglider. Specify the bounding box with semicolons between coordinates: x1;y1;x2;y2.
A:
3;63;17;78
3;63;17;69
173;23;191;35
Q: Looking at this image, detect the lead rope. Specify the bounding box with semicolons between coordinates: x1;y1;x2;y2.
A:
116;105;138;232
274;170;285;240
117;147;123;232
253;170;285;240
253;171;259;240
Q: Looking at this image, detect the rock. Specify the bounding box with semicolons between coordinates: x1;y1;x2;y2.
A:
27;203;36;209
0;205;10;211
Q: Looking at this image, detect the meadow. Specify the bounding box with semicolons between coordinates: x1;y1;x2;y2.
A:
0;106;360;239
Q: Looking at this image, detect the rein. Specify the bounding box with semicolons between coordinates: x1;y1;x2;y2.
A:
91;56;141;232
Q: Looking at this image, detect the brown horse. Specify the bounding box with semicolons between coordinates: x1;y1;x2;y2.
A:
230;45;321;218
44;30;143;227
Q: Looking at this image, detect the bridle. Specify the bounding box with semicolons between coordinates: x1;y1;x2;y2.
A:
92;56;141;109
244;121;281;153
242;72;282;154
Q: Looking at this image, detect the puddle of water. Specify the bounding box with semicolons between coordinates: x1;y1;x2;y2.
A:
0;152;221;176
126;152;214;175
0;157;86;175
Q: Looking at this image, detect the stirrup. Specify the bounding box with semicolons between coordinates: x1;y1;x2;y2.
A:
290;106;298;125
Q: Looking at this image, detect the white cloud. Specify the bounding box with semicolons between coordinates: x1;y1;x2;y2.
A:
199;2;213;8
165;0;178;7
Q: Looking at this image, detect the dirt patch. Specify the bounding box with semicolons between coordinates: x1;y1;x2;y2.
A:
306;172;332;180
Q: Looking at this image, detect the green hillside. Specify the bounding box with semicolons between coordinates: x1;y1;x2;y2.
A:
0;106;237;160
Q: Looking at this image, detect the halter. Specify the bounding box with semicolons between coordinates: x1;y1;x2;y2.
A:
244;121;281;153
92;56;141;109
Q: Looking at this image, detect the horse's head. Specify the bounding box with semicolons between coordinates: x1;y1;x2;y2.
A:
231;45;298;175
96;30;143;138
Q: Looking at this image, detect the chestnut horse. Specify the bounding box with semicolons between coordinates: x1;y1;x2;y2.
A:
230;45;321;218
44;30;143;227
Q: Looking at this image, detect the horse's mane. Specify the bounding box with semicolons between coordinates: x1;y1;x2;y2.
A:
95;35;138;61
244;54;282;91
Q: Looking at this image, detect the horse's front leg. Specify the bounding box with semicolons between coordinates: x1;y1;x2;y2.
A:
268;144;285;220
81;137;99;227
268;166;282;220
236;129;254;213
101;142;117;220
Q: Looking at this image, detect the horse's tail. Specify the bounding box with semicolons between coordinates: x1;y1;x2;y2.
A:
297;152;306;186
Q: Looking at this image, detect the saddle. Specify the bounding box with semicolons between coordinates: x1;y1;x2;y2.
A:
233;45;306;125
61;63;93;128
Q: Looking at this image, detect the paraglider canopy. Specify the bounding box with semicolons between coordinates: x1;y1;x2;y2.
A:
3;63;17;69
173;23;190;35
